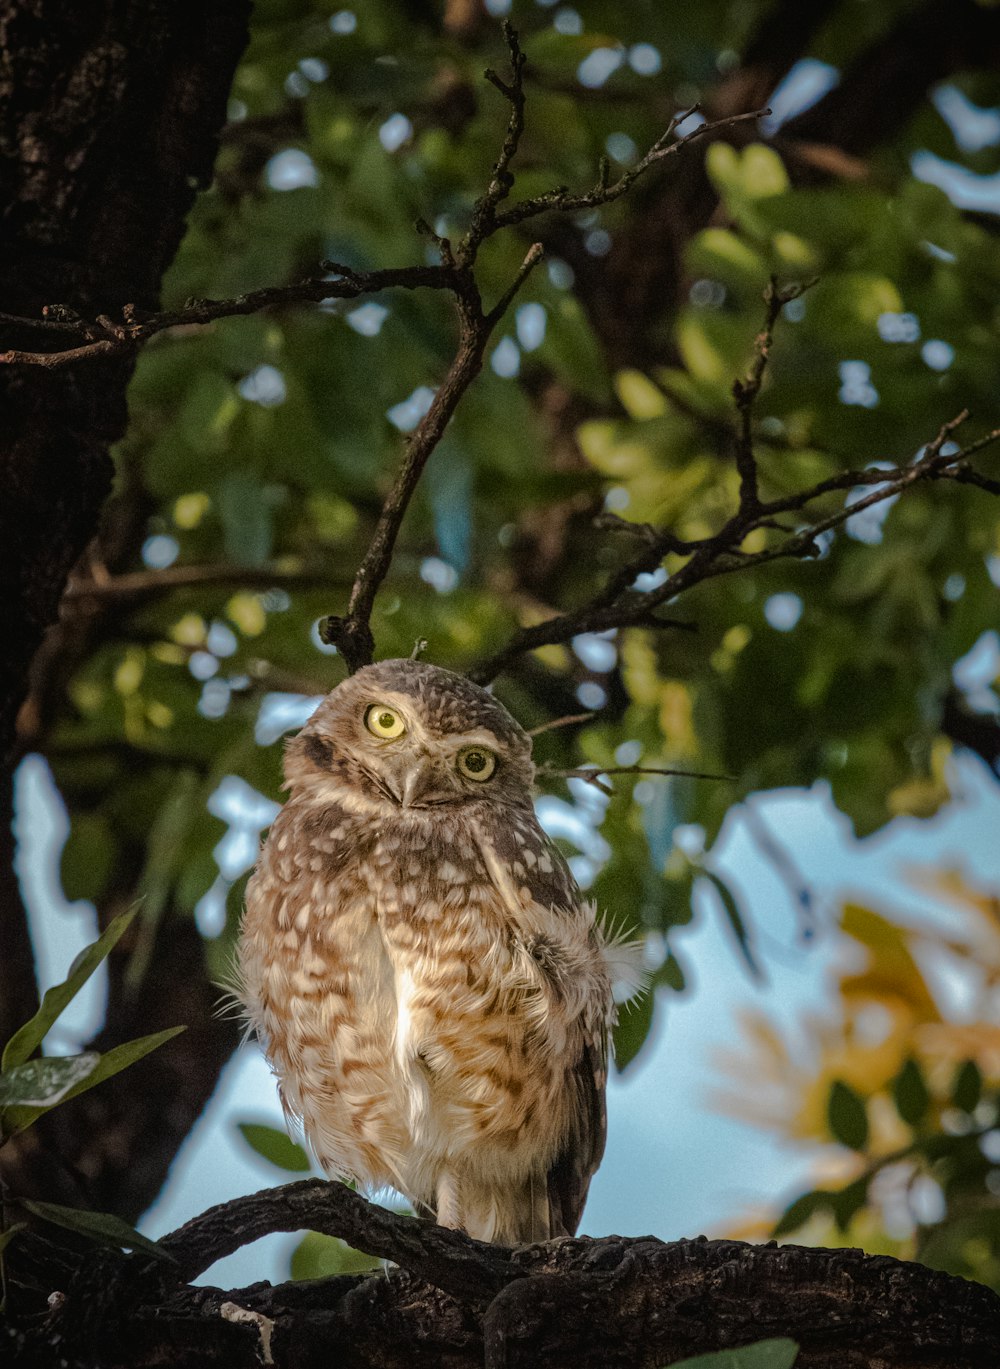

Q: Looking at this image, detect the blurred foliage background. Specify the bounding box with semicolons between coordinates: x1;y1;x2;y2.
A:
8;0;1000;1294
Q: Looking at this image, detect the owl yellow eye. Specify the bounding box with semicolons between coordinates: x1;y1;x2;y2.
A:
456;747;496;782
365;704;406;739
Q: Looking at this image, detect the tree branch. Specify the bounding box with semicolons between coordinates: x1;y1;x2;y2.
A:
0;264;455;370
468;281;1000;686
62;562;347;608
732;280;811;510
492;105;769;232
15;1185;1000;1368
538;763;733;797
319;246;543;673
159;1178;519;1301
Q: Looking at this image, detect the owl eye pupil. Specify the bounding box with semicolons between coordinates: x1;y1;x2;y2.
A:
464;751;487;772
378;712;395;730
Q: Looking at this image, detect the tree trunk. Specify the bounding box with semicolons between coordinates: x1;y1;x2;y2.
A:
0;0;251;1219
0;0;252;761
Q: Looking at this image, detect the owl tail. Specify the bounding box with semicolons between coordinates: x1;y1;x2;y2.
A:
435;1171;556;1246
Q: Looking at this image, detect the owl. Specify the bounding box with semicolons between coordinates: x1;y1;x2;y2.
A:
238;658;632;1245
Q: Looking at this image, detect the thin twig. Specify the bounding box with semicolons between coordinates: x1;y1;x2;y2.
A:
62;562;343;605
538;762;733;797
492;106;769;231
320;247;544;671
469;410;1000;684
731;279;811;510
742;804;816;937
527;711;596;737
0;265;454;369
461;21;528;262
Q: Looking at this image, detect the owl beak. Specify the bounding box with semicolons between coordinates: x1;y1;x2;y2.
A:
399;756;438;808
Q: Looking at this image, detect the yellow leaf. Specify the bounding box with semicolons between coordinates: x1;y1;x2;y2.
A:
614;370;667;420
227;594;266;637
840;904;941;1022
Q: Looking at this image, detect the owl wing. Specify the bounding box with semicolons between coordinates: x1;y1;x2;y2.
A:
472;807;611;1238
545;1010;608;1236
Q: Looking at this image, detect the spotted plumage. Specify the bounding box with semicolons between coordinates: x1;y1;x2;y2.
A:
238;658;629;1244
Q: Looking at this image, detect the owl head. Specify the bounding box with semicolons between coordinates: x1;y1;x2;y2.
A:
286;659;535;811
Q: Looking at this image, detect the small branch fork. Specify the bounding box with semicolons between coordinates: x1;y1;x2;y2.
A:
468;278;1000;684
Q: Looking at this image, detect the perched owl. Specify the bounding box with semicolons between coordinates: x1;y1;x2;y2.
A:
238;658;632;1245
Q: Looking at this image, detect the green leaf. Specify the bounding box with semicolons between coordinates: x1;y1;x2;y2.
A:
772;1189;833;1238
831;1176;871;1232
61;814;117;903
892;1057;930;1128
2;1030;184;1136
0;1053;99;1111
2;910;136;1071
217;471;274;567
612;988;654;1071
827;1079;869;1150
952;1059;983;1113
668;1338;799;1369
237;1122;312;1173
289;1230;380;1279
702;871;760;978
0;1224;26;1256
21;1199;177;1263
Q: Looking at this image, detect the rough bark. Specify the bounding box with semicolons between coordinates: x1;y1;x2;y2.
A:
0;0;252;763
5;1184;999;1368
0;0;251;1220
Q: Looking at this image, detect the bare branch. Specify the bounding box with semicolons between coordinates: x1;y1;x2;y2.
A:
527;711;596;737
538;762;734;795
491;106;770;232
461;21;528;261
62;562;344;606
320;246;544;672
470;407;1000;684
0;264;455;369
731;278;811;510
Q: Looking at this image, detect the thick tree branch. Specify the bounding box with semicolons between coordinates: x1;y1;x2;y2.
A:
160;1178;519;1300
11;1184;1000;1368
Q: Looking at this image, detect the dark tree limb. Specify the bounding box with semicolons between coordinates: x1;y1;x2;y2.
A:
160;1178;519;1300
9;1183;999;1368
783;0;1000;157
